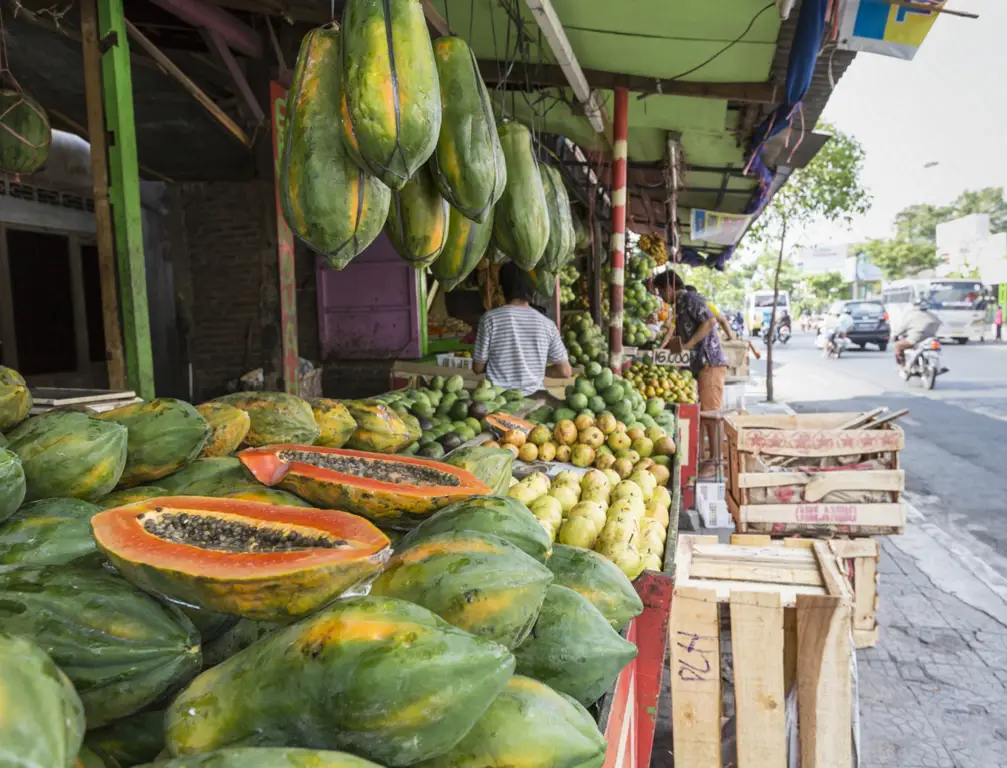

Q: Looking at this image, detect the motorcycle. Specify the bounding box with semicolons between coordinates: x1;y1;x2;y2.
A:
818;328;849;358
900;336;948;390
761;323;791;345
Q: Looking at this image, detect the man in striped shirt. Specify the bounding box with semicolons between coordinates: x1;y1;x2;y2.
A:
473;262;572;395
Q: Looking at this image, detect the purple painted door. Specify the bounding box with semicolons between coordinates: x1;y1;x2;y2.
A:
316;234;422;360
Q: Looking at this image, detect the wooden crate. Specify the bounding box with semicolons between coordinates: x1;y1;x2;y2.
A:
731;535;881;649
671;535;854;768
725;412;906;536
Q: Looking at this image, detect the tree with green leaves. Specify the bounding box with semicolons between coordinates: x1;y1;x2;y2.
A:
859;237;939;280
803;271;849;308
748;122;871;401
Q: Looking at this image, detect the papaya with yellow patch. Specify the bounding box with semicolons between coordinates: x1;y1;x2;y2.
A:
164;595;514;766
92;497;390;621
5;410;127;502
344;400;418;454
140;748;384;768
339;0;441;190
196;402;250;458
412;676;606;768
371;531;552;648
213;391;320;447
385;165;449;267
282;26;390;269
429;205;494;291
0;364;32;431
311;398;357;448
98;486;168;510
429;36;506;222
98;399;210;487
240;444;491;529
546;544;643;630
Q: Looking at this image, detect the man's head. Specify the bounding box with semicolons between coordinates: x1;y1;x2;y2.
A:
653;270;684;300
499;261;537;303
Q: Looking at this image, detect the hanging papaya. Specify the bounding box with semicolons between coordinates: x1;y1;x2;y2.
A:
92;496;390;621
429;205;494;290
144;748;385;768
240;444;491;529
513;584;638;706
573;213;591;251
529;266;557;297
196;402;250;458
0;633;85;768
0;497;102;566
164;595;514;765
492;121;550;270
1;446;26;524
385;165;449;267
429;36;506;222
0;364;32;430
212;391;320;446
539;163;576;271
411;676;607;768
339;0;442;190
98;486;169;509
371;531;552;648
282;26;390;270
5;411;128;502
310;398;356;448
546;544;643;630
0;564;202;727
0;90;51;175
98;399;211;487
344;400;418;453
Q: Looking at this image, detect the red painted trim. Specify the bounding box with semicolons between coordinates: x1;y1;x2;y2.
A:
270;81;300;395
609;87;629;367
633;571;675;768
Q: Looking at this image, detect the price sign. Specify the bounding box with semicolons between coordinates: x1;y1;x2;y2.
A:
650;349;691;368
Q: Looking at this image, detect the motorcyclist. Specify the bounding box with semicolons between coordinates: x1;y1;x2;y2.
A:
826;307;854;353
893;298;942;367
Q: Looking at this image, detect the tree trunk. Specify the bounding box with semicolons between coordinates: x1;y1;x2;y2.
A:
766;220;787;402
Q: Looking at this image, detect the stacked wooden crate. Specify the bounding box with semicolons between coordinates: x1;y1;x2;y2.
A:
671;535;854;767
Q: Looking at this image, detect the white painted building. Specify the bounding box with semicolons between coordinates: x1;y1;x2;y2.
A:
935;214;1007;284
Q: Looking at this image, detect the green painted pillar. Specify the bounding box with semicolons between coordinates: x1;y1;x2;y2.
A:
96;0;155;399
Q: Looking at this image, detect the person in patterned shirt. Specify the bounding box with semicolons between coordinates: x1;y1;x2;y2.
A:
655;271;729;476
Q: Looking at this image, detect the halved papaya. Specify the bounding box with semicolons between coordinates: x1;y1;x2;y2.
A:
485;413;534;436
240;445;491;529
91;497;390;621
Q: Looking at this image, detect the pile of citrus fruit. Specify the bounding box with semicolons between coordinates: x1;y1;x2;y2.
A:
625;360;697;404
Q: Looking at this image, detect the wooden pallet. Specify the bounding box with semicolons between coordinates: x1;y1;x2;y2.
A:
670;535;853;768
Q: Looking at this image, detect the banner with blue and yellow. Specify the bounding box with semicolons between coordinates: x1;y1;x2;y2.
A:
838;0;946;60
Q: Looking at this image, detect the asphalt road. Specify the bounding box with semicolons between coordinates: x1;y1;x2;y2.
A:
751;330;1007;573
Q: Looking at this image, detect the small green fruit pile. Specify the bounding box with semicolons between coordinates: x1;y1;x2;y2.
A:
561;312;609;368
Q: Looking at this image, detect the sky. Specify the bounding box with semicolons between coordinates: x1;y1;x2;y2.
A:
795;0;1005;249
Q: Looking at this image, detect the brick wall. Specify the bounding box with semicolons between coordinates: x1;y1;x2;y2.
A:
179;181;271;400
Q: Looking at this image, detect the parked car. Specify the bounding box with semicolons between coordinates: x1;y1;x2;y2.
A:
825;300;890;351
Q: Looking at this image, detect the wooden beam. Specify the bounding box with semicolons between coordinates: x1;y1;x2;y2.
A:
479;60;779;103
79;0;127;391
420;0;453;37
202;28;265;122
96;0;156;399
124;18;252;147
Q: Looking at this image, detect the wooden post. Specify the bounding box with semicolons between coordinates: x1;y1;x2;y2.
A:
268;81;300;394
608;87;629;370
80;0;126;390
95;0;155;399
766;219;786;403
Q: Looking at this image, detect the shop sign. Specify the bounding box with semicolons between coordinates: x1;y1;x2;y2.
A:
838;0;945;61
689;210;752;246
270;81;300;395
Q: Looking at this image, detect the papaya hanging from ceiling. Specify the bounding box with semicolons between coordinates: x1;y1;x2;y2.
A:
429;36;506;223
429;205;494;291
91;496;390;621
385;166;449;268
340;0;442;191
493;121;550;270
539;164;576;272
281;26;390;269
0;90;51;175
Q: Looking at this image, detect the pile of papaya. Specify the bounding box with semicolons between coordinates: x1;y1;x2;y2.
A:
280;0;580;289
0;361;656;767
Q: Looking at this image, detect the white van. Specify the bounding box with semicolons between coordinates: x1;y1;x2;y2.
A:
882;278;987;343
744;290;791;336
